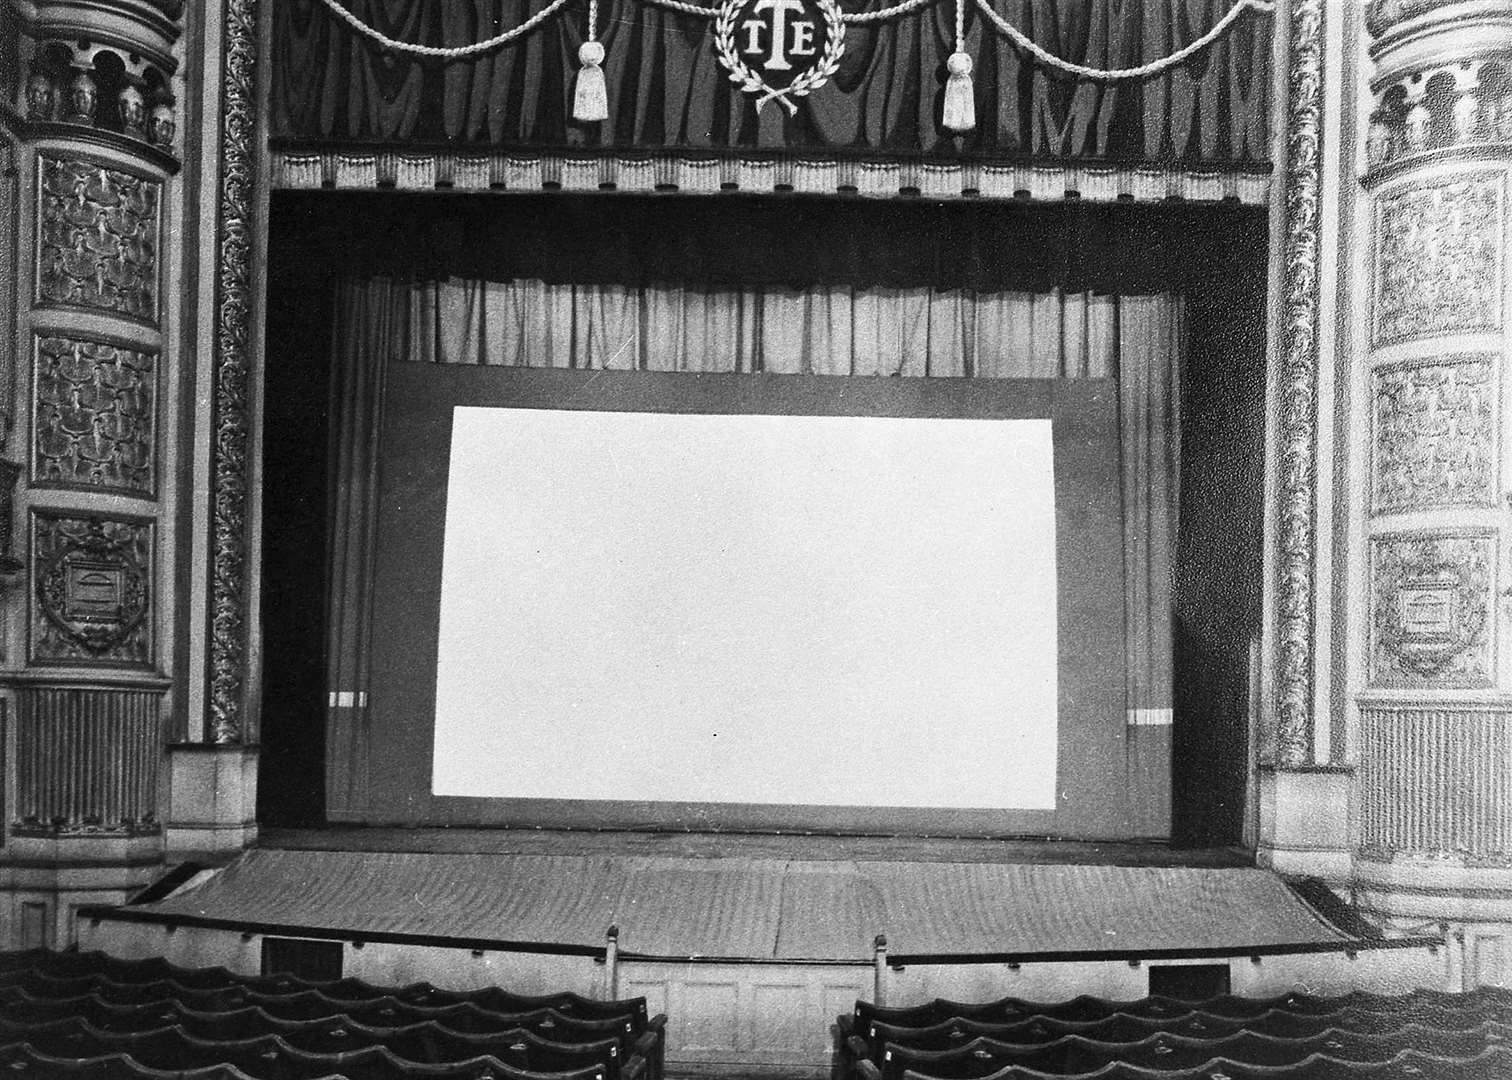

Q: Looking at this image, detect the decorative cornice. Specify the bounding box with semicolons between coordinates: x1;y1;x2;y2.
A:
10;0;183;73
17;117;180;176
207;0;258;745
1363;142;1512;190
1366;0;1509;38
1272;0;1324;767
1367;2;1512;85
0;669;173;690
268;148;1272;205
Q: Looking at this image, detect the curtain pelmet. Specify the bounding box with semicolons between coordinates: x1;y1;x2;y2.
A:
273;0;1271;162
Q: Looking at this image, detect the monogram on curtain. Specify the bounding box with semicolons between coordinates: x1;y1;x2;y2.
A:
324;277;1181;814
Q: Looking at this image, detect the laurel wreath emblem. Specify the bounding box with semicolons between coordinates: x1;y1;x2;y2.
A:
714;0;845;116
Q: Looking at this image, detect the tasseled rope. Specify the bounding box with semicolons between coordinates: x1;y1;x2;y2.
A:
574;0;608;122
942;0;974;133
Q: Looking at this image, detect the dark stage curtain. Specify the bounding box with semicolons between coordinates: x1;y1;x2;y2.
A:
268;191;1270;294
272;0;1272;162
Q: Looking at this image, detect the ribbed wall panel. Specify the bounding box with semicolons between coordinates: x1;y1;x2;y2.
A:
1360;706;1512;857
14;688;163;833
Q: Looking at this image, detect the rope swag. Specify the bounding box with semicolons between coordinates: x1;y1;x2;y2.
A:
314;0;1276;131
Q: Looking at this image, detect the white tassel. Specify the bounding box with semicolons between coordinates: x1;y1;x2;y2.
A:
943;51;975;133
575;40;608;123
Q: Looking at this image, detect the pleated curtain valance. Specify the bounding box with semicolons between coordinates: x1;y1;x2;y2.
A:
398;278;1120;377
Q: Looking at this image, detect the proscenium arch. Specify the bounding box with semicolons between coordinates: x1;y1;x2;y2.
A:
205;0;1324;770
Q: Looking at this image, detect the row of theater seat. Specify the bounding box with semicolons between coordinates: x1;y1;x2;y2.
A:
838;988;1512;1080
0;951;647;1031
0;949;665;1080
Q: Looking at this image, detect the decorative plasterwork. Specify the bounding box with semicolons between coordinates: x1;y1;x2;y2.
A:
1364;59;1490;173
1365;0;1493;37
1369;533;1494;688
1273;0;1324;767
208;0;260;743
1373;172;1503;347
33;334;156;496
35;155;160;324
11;0;184;71
1371;355;1498;514
22;40;179;157
31;513;153;667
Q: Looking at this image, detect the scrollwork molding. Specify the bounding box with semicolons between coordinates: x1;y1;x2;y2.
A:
1274;0;1324;767
207;0;260;744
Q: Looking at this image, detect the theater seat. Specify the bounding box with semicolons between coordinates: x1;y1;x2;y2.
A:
0;950;662;1080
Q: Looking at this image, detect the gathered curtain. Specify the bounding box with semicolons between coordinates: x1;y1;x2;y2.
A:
324;276;1180;811
273;0;1271;162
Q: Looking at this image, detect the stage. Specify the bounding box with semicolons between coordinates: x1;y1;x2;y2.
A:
77;831;1447;1075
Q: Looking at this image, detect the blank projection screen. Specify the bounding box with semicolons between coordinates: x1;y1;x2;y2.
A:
431;406;1058;810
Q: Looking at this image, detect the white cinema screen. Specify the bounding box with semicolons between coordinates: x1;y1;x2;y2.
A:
431;406;1059;810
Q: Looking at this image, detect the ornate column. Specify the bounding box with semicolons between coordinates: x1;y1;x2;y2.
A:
159;0;260;864
1353;0;1512;989
0;0;182;947
1256;0;1359;882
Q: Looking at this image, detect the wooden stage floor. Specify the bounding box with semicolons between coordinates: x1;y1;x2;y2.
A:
259;827;1253;867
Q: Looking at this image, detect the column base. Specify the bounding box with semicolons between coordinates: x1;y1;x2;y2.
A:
164;744;259;863
1355;853;1512;989
1255;765;1354;883
0;834;164;949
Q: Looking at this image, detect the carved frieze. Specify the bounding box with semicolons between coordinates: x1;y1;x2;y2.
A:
31;513;152;666
1273;0;1323;766
1370;533;1494;688
36;156;159;323
208;0;260;743
33;335;156;496
1372;355;1497;514
1373;174;1502;347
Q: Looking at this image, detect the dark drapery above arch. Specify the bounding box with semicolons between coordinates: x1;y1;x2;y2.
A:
270;0;1273;163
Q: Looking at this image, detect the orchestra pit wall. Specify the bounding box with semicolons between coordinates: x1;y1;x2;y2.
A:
74;914;1446;1075
0;0;250;949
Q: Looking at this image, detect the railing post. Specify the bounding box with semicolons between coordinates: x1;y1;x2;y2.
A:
872;934;888;1006
605;924;620;999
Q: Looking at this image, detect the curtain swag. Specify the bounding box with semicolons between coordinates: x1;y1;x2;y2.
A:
283;0;1274;156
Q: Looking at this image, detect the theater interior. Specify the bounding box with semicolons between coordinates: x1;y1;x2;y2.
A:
0;0;1511;1077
